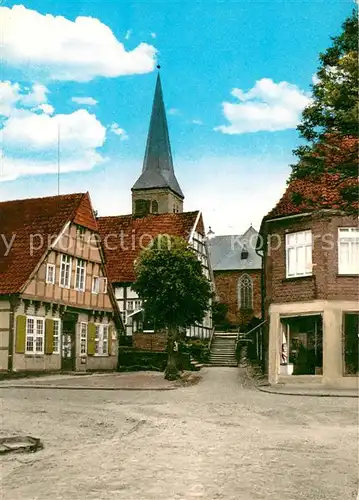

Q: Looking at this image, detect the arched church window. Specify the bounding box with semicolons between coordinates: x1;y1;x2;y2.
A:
151;200;158;213
238;274;253;310
173;204;176;213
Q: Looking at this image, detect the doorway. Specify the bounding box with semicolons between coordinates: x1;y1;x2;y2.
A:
61;313;77;371
281;315;323;375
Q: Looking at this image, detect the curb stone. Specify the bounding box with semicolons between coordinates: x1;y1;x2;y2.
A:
0;384;178;391
257;385;359;398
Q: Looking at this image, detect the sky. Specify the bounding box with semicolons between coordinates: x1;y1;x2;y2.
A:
0;0;355;235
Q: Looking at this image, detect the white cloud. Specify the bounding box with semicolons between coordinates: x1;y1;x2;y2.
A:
2;5;157;82
312;74;320;85
125;29;132;40
0;152;105;182
34;103;55;115
168;108;180;116
1;108;106;181
150;32;157;39
0;81;50;116
110;123;128;140
192;119;203;125
72;96;98;106
3;109;105;151
215;78;311;134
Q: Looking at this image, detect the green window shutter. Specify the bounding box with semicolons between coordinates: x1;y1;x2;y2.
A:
15;315;26;354
108;326;112;356
87;323;96;355
45;319;54;355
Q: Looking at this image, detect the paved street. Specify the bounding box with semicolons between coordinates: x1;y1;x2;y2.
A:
1;368;358;500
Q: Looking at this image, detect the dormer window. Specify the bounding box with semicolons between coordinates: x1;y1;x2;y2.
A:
241;245;249;259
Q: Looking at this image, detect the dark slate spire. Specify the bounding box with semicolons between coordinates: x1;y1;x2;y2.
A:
132;72;184;198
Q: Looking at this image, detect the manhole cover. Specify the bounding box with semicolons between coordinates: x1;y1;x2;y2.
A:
0;436;43;455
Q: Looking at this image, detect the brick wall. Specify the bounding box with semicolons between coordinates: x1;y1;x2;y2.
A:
133;331;168;351
213;269;262;326
264;212;359;309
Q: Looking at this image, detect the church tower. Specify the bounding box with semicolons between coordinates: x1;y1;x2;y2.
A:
132;71;184;216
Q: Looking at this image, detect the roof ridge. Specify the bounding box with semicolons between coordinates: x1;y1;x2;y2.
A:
0;192;85;206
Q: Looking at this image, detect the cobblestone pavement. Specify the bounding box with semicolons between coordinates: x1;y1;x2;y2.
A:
1;367;358;500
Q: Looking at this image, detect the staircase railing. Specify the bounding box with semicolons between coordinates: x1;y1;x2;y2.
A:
208;326;216;352
236;320;267;363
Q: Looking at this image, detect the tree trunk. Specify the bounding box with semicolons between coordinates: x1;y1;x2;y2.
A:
164;325;180;380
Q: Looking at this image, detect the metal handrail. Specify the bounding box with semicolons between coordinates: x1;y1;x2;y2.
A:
236;320;267;346
208;326;216;351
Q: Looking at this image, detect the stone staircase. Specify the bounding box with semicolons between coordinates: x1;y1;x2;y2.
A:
209;332;238;367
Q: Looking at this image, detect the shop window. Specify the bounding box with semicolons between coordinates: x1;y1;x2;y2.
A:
343;313;359;375
281;315;323;375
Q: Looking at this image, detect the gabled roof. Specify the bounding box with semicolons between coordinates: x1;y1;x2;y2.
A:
97;211;201;283
265;173;355;221
264;136;358;221
207;226;261;271
0;192;96;295
132;73;184;199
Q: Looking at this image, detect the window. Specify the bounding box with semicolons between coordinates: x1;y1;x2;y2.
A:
238;274;253;310
135;299;142;310
286;230;312;278
92;276;107;294
343;313;359;375
75;259;86;291
338;228;359;275
46;264;55;284
127;300;134;311
92;276;99;294
53;319;61;354
120;311;127;325
60;254;72;288
95;324;109;355
241;245;249;260
26;317;45;354
151;200;158;214
80;322;87;356
76;225;86;238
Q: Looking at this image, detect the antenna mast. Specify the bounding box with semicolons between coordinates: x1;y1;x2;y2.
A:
57;122;60;195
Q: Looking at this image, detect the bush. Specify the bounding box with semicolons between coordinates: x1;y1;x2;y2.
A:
181;338;210;363
118;348;191;372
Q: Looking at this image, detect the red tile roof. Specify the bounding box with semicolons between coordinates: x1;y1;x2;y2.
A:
97;211;201;283
265;136;358;220
0;193;94;295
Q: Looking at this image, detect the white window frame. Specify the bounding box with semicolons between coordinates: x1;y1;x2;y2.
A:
286;230;312;278
25;316;45;355
95;324;109;356
127;300;134;311
53;319;61;354
92;276;107;294
80;322;88;356
75;259;86;291
59;254;72;288
92;276;100;294
338;227;359;275
46;263;55;284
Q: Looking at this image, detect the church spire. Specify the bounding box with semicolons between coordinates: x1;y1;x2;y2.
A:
132;70;184;199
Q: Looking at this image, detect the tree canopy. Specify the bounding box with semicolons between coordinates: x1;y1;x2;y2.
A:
133;234;213;379
290;10;358;213
133;235;212;329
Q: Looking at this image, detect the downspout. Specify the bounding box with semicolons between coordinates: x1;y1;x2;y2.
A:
256;224;267;374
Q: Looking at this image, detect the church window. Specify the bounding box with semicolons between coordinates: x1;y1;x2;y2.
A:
238;274;253;310
241;245;249;259
151;200;158;213
135;199;151;217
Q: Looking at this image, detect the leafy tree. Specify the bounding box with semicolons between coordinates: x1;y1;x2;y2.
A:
211;300;228;326
133;235;213;380
290;11;358;212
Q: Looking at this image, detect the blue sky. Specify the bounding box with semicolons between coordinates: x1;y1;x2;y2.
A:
0;0;355;233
